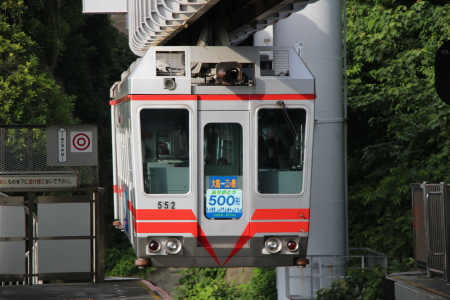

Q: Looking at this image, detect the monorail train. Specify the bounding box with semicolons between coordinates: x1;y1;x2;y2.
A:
110;46;315;268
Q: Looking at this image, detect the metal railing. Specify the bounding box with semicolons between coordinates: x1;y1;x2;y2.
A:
411;182;450;281
0;125;104;285
0;192;104;285
284;248;387;299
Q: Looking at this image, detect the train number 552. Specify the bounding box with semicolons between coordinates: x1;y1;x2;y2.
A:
158;201;175;209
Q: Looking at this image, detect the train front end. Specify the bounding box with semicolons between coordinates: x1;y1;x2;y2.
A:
110;46;315;267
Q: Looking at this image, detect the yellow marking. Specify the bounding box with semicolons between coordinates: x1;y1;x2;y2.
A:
138;280;162;300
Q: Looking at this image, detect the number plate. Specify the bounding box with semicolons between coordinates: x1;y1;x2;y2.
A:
206;189;242;219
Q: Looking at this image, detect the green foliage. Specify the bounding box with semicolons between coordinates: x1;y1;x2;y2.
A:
240;267;277;300
316;267;386;300
18;1;137;226
346;0;450;260
1;0;140;286
388;257;414;273
0;1;74;124
7;0;136;249
178;268;241;299
177;267;276;300
105;247;153;278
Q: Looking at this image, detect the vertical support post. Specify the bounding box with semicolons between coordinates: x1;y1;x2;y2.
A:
26;129;35;285
93;189;105;283
26;192;35;285
91;191;97;283
0;128;5;172
274;0;346;255
443;182;449;281
284;264;290;298
98;188;105;283
424;182;431;278
310;258;314;298
273;1;346;296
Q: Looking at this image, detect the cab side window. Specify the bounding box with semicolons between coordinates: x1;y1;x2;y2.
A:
257;108;306;194
141;109;190;194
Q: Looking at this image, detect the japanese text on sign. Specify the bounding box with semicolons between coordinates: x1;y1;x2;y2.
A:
210;176;237;189
206;189;243;219
0;173;79;189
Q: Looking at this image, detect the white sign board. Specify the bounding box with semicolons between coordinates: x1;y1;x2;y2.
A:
83;0;127;13
71;131;93;152
0;173;79;189
58;128;67;163
47;125;98;166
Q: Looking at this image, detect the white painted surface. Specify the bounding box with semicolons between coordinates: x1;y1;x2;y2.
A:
83;0;127;13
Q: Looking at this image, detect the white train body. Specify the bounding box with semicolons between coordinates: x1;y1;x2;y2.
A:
110;46;315;267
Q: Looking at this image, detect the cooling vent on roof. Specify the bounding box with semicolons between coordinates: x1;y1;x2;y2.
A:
155;51;186;76
259;50;290;77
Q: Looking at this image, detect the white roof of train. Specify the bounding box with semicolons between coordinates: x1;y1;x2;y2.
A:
110;46;315;99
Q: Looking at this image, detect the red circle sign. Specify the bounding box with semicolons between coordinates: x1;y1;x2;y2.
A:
73;133;91;151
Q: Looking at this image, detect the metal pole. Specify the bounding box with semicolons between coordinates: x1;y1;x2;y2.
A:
94;189;106;283
91;191;97;283
273;1;346;297
26;192;35;285
0;128;5;172
442;182;449;281
424;182;431;277
274;0;346;257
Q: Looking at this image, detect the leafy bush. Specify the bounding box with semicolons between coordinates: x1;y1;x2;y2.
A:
178;268;240;299
240;267;277;300
316;267;386;300
177;267;277;300
0;1;75;124
346;0;450;261
105;247;153;278
388;257;414;273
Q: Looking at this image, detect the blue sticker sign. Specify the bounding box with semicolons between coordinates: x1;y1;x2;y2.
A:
206;189;243;219
210;176;237;189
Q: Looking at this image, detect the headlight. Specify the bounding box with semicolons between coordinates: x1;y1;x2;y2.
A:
165;238;182;254
265;237;282;254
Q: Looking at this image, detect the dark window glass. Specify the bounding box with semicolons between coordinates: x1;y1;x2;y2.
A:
140;109;189;194
258;108;306;194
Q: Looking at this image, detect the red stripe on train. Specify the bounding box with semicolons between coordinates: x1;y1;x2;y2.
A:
196;94;315;101
251;208;310;220
135;222;198;234
134;221;308;234
110;94;315;105
250;221;309;234
135;209;197;220
131;208;310;221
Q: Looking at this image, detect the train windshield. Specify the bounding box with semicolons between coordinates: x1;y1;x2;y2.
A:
140;108;190;194
258;107;306;194
204;123;243;219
